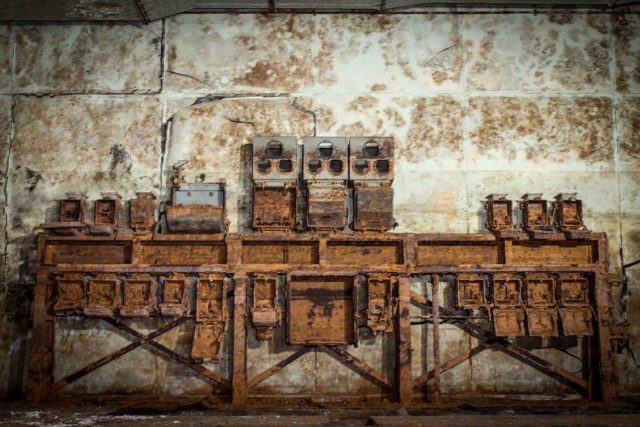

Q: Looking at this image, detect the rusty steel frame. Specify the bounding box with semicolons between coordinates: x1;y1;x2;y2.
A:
28;231;619;405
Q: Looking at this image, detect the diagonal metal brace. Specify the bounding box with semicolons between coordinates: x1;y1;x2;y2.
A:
102;317;231;389
410;291;588;395
323;345;394;392
52;317;187;392
247;346;313;390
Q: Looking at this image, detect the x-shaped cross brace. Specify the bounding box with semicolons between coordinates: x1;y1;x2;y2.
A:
410;292;588;396
51;317;230;392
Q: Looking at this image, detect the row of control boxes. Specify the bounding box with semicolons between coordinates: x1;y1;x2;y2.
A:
252;136;394;232
455;272;593;338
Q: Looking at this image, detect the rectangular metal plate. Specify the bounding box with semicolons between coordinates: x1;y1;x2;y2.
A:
288;276;355;345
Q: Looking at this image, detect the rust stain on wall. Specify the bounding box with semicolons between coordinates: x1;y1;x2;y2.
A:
165;14;313;93
464;14;611;92
402;96;463;163
614;14;640;93
14;24;162;93
468;96;613;168
618;97;640;170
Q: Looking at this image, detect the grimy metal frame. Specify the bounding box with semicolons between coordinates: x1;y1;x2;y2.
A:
28;230;621;405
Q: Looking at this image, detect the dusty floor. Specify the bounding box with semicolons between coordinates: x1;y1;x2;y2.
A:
1;400;640;427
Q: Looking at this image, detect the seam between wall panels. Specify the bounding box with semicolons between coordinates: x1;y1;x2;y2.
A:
459;13;471;235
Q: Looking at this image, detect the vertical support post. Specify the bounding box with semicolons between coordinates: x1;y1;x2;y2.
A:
431;274;441;403
397;276;412;405
232;274;247;406
27;267;54;402
591;271;616;401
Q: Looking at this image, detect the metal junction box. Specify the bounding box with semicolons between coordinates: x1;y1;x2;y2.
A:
349;137;395;232
253;136;299;231
166;162;227;233
303;137;348;232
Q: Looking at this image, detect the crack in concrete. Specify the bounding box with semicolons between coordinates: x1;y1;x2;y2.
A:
223;116;257;129
167;69;216;89
2;96;16;298
422;43;459;68
291;99;317;137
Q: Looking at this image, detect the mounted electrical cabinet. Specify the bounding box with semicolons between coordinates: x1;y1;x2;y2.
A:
165;161;227;233
252;136;299;231
349;137;395;232
303;137;348;232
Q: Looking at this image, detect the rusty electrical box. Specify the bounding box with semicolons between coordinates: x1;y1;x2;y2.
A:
159;273;190;317
304;137;348;232
485;194;519;238
192;274;228;362
90;195;121;236
366;274;397;335
350;137;395;232
129;192;157;233
520;193;558;239
558;272;593;336
491;273;525;337
84;273;121;317
120;273;158;318
288;275;357;345
166;162;227;233
253;137;298;231
60;195;87;223
554;193;590;238
455;273;486;309
251;274;282;341
54;273;86;314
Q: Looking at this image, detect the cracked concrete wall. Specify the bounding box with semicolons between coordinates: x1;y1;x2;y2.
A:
0;11;638;399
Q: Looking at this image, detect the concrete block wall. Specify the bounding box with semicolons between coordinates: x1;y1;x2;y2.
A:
0;11;638;398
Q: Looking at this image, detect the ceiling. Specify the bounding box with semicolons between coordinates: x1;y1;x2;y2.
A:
0;0;637;23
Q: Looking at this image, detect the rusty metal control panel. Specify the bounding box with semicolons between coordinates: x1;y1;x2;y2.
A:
27;133;627;408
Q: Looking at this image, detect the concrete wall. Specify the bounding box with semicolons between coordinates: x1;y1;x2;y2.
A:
0;11;639;398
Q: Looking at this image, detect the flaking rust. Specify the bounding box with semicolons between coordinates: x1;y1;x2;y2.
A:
192;273;228;362
366;273;397;335
303;137;348;232
159;273;190;317
525;272;558;338
485;194;520;239
53;273;86;314
129;192;157;234
84;273;121;318
350;137;395;232
491;273;525;337
120;273;158;318
250;274;282;341
558;272;593;336
553;193;591;239
252;137;299;231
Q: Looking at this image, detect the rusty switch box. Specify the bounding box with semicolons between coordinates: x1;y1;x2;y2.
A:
129;192;157;233
492;308;526;337
485;194;518;238
54;273;86;314
84;273;121;317
304;137;348;232
558;273;589;306
251;274;282;341
520;193;558;238
288;275;356;345
120;273;158;318
350;137;395;232
491;273;522;307
253;137;299;231
455;273;486;309
524;273;555;307
554;193;590;238
366;274;397;335
559;307;593;336
192;274;228;362
159;273;190;317
59;196;87;223
527;308;559;337
166;162;227;233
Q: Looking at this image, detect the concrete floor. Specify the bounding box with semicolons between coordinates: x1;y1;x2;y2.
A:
2;401;640;427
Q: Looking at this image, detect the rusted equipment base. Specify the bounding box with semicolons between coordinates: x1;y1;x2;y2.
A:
28;231;620;405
